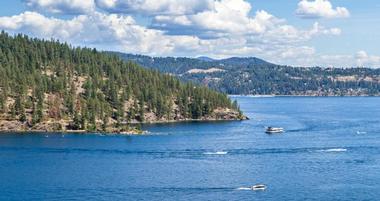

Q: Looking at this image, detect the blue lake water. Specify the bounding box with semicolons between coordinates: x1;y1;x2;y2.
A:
1;97;380;201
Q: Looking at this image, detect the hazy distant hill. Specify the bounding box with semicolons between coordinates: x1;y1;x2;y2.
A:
197;56;215;62
111;52;380;96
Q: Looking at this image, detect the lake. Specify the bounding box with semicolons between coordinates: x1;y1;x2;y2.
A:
1;97;380;201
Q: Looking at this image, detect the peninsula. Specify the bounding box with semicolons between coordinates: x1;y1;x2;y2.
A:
0;32;246;134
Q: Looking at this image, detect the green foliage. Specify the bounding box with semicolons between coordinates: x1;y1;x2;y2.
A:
0;94;4;113
36;97;44;123
138;97;145;122
101;115;108;132
70;110;81;130
0;32;235;131
19;113;27;122
113;52;380;96
14;95;24;116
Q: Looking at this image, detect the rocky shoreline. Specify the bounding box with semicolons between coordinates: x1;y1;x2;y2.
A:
0;109;248;135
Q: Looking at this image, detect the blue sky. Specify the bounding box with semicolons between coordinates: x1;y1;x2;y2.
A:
250;0;380;55
0;0;379;67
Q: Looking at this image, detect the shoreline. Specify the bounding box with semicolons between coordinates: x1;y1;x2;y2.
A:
136;117;248;125
0;129;146;136
229;94;380;97
0;118;248;135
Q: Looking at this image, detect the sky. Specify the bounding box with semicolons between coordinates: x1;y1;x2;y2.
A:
0;0;379;67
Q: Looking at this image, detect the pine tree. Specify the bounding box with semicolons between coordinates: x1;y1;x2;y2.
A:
19;112;27;122
31;101;38;125
71;110;81;130
115;96;124;127
14;95;24;116
36;97;44;123
0;93;4;113
80;101;88;130
102;115;108;132
80;114;87;130
0;32;240;131
129;99;138;120
10;105;16;119
138;96;145;122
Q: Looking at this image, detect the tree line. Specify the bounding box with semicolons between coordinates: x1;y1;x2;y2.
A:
0;31;240;131
113;52;380;96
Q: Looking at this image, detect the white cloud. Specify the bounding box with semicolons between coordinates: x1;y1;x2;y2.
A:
0;0;357;67
296;0;350;19
0;11;175;54
95;0;215;15
284;52;380;68
318;54;353;67
355;51;380;67
0;10;339;64
151;0;341;41
0;11;85;38
24;0;95;14
258;22;341;47
151;0;281;38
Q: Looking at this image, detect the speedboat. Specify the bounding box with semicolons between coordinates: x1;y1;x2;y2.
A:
251;184;267;191
266;127;284;134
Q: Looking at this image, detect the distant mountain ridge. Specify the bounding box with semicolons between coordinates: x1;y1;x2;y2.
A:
196;56;215;62
109;52;274;74
109;52;380;96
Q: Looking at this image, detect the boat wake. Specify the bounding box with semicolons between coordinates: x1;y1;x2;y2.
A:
318;148;347;153
235;187;252;191
356;131;367;135
6;146;359;159
203;151;228;155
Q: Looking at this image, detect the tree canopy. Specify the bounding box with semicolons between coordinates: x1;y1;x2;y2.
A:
0;32;239;132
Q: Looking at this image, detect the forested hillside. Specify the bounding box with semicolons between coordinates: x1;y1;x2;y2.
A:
0;32;244;133
113;52;380;96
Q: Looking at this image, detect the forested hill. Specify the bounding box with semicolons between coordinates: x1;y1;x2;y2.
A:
112;52;380;96
0;32;244;133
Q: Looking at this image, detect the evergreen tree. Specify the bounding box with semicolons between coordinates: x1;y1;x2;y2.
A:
232;100;239;110
71;110;81;130
0;32;240;131
102;115;108;132
36;96;44;123
14;95;24;116
138;95;145;122
0;93;4;113
31;101;38;125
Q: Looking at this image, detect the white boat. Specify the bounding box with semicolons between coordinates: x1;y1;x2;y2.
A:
266;127;284;134
251;184;267;191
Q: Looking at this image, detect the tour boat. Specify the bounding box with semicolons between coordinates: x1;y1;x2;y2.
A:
266;127;284;134
251;184;267;191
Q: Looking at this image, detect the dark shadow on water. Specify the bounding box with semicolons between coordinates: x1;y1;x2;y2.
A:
142;120;237;128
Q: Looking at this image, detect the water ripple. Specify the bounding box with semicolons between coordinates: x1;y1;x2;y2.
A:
1;146;379;158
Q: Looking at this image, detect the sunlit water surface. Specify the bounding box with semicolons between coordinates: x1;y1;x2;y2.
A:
1;97;380;200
